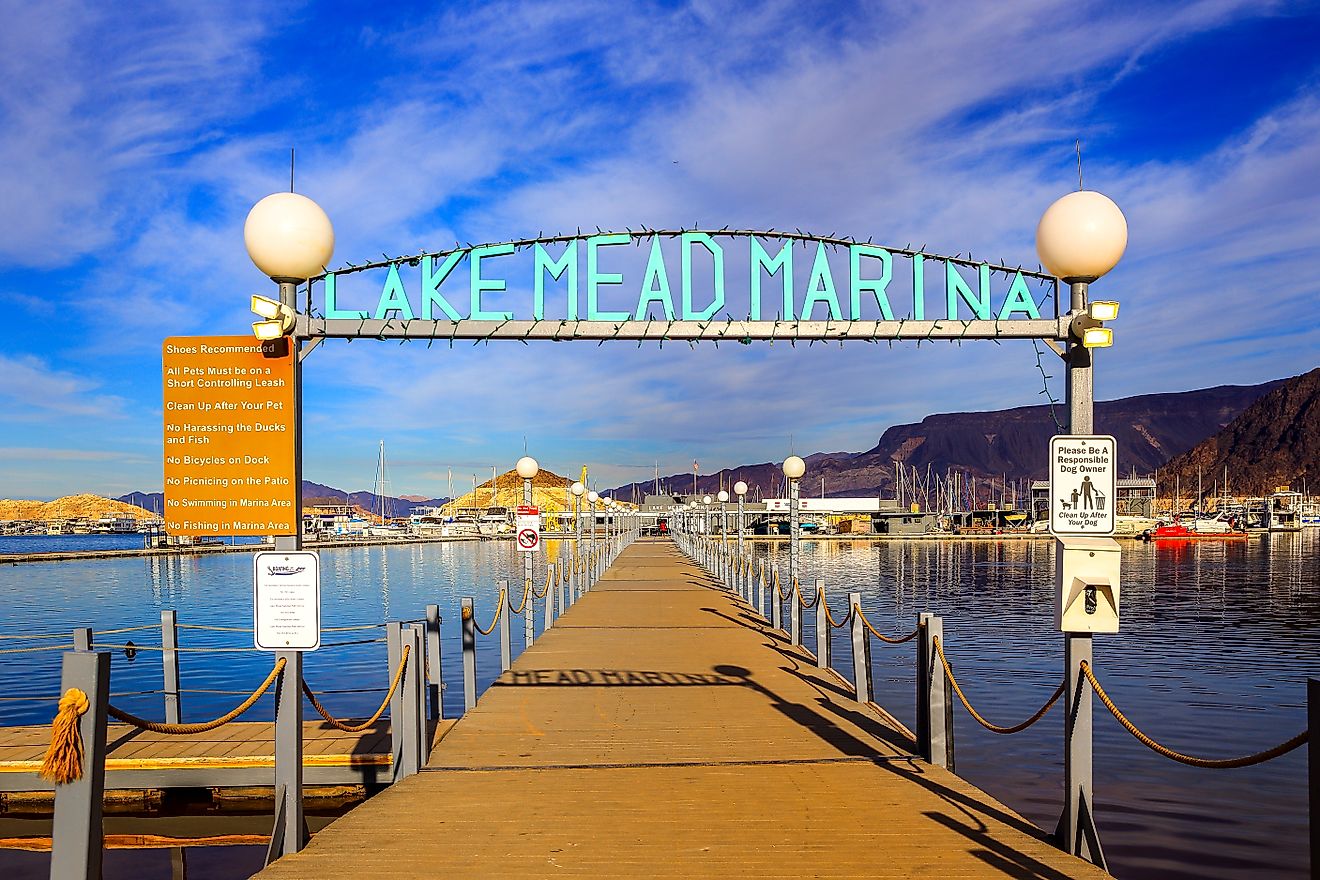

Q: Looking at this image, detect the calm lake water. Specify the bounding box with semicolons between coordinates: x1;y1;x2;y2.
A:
0;532;1315;878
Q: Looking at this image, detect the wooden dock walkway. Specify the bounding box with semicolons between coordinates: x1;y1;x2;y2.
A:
257;539;1106;878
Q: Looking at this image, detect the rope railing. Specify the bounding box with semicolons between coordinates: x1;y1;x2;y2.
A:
933;637;1063;735
473;590;506;636
509;578;533;615
177;624;252;632
797;579;821;609
776;572;792;600
821;588;851;629
0;643;73;655
853;604;919;644
1080;660;1308;768
103;657;286;736
303;645;411;733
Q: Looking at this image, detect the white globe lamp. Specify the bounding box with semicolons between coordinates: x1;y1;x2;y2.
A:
1035;191;1128;283
244;193;335;282
515;456;539;479
782;456;806;480
570;481;584;497
734;481;748;497
717;490;729;503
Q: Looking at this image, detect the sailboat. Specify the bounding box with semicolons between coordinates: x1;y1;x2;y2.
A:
366;440;406;538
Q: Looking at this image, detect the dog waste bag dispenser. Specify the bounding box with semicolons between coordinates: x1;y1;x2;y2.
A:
1054;536;1121;633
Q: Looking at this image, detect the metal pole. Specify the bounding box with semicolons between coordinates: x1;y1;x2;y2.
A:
814;578;829;669
544;563;556;630
50;650;109;880
271;279;305;859
401;623;425;775
410;623;431;767
848;591;872;703
272;649;304;858
497;578;511;673
924;615;952;769
425;604;443;721
558;557;567;613
460;598;476;712
386;621;403;773
522;476;533;631
574;492;582;597
1309;678;1318;877
789;477;800;595
161;609;181;725
1061;278;1105;870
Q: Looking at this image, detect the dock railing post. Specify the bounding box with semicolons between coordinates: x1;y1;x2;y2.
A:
410;623;430;766
544;564;556;631
272;649;305;859
497;579;511;673
558;558;567;613
523;577;535;648
425;605;443;721
848;592;872;703
460;598;476;712
916;613;931;752
161;610;181;725
73;627;92;652
771;572;782;632
756;563;765;620
50;650;109;880
922;615;953;770
1062;632;1103;867
790;577;803;647
1310;678;1318;876
399;624;425;776
386;622;404;775
814;578;829;670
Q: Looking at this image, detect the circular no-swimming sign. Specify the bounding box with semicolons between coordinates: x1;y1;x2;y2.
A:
517;527;540;551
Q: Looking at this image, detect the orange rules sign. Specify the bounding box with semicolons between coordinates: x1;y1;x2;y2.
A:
162;336;296;537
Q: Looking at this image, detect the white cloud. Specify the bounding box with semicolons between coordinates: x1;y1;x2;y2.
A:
0;353;126;419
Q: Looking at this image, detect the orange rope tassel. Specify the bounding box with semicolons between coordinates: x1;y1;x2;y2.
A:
39;688;90;784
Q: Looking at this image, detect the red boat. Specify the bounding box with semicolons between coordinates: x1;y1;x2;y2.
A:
1143;515;1247;541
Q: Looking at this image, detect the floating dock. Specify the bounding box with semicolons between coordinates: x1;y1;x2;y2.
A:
254;539;1105;878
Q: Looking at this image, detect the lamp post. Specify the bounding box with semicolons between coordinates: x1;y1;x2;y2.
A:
702;495;712;538
734;480;748;569
782;456;805;645
570;481;585;592
587;490;599;581
717;490;729;546
243;192;334;862
516;456;539;622
1037;189;1127;870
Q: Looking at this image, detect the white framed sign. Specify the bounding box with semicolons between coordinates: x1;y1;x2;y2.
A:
253;550;321;651
515;505;541;553
1049;435;1117;536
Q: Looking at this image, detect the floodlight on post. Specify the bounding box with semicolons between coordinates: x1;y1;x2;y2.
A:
1036;188;1128;873
242;191;335;865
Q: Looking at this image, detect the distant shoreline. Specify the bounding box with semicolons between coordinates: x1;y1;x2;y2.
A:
0;530;1077;564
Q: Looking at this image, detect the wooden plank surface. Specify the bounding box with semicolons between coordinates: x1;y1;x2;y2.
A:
0;720;449;779
257;539;1107;879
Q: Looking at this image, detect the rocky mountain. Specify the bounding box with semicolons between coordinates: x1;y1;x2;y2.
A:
1158;367;1319;500
610;377;1288;501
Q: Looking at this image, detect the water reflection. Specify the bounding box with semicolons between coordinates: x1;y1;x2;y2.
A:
0;534;1314;878
750;533;1318;879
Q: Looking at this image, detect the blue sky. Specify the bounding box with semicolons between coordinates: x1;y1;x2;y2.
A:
1;0;1317;500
